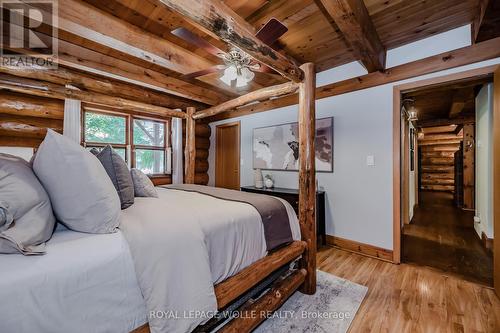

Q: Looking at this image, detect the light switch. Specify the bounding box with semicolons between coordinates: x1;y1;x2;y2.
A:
366;155;375;166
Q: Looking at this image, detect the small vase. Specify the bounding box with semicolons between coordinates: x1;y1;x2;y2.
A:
264;178;274;188
254;169;263;188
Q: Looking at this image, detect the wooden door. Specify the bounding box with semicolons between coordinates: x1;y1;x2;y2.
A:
494;67;500;297
215;122;240;190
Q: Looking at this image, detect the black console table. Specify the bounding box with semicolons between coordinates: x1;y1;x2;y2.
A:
240;186;326;246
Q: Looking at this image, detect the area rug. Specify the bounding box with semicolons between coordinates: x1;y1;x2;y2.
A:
253;270;368;333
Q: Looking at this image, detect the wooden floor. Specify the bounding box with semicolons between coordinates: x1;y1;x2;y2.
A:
403;191;493;286
318;247;500;333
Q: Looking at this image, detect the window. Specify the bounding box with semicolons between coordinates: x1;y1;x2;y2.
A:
132;119;167;175
82;109;171;175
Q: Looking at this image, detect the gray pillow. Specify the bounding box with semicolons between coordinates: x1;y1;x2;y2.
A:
131;168;158;198
89;147;100;156
33;130;120;234
96;145;134;209
0;154;56;255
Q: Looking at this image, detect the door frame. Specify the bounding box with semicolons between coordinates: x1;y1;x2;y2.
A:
215;121;241;189
393;65;499;265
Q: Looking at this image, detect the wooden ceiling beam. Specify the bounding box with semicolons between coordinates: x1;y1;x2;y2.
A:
471;0;490;43
15;0;231;105
448;89;470;118
0;65;202;110
156;0;304;82
55;0;212;75
416;116;475;128
0;74;187;119
315;0;386;72
207;37;500;122
193;82;299;119
55;40;224;106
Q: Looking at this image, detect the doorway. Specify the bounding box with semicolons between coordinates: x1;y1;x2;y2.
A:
215;121;240;190
393;66;500;293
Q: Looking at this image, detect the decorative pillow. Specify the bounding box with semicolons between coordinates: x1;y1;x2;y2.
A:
89;147;100;156
131;168;158;198
0;154;56;255
33;130;120;234
96;145;134;209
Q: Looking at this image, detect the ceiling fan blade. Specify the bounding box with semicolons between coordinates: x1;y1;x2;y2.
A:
171;27;224;57
255;18;288;46
182;65;226;79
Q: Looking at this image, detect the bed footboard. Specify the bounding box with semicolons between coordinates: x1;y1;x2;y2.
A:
215;240;307;309
218;268;307;332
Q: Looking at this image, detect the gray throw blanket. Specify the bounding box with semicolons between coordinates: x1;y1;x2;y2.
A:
164;184;293;251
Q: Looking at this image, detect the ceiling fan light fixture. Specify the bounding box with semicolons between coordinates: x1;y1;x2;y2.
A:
236;75;249;88
220;65;237;85
218;48;257;87
241;67;255;81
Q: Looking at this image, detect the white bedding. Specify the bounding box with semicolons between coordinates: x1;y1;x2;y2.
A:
0;187;300;333
120;187;300;333
0;227;147;333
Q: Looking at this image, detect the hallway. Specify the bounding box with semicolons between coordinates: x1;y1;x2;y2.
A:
402;191;493;286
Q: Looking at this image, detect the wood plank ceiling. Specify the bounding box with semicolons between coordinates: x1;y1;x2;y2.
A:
78;0;481;102
403;75;493;125
4;0;490;109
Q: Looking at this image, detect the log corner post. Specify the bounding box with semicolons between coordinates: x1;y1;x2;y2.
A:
185;107;196;184
298;63;317;294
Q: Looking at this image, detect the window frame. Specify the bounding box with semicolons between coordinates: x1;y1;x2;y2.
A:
131;116;170;177
81;107;171;177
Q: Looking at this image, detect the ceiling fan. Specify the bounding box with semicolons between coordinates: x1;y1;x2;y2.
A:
171;18;288;87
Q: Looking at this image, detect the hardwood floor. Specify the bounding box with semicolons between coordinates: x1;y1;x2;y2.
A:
403;191;493;286
318;247;500;333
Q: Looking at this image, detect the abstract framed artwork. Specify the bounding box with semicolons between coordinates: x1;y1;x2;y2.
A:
253;117;334;172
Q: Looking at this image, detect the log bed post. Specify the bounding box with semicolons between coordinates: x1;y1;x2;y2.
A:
185;106;196;184
298;62;317;294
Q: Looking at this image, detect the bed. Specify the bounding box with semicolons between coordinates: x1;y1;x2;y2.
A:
0;187;301;333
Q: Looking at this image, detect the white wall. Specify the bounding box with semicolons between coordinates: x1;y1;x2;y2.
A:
208;22;500;251
475;83;494;239
208;57;500;251
385;25;471;68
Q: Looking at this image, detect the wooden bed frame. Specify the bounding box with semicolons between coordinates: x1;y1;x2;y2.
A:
0;65;317;333
131;63;317;332
0;0;317;330
194;62;316;332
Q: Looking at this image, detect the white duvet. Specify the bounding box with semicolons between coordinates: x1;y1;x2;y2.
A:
0;187;300;333
119;187;300;333
0;227;147;333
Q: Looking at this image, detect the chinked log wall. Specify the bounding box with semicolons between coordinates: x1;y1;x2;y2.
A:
183;121;211;185
418;130;463;192
0;92;211;185
0;91;64;147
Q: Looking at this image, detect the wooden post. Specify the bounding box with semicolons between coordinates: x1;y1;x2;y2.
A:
298;62;316;294
185;107;196;184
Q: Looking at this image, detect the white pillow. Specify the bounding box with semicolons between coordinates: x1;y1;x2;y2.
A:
33;130;120;233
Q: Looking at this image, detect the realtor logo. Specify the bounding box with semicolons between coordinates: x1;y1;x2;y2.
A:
0;0;58;68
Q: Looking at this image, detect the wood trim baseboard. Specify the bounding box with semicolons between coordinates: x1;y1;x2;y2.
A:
325;235;394;263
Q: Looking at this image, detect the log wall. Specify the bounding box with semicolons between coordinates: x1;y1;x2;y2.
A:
0;91;64;147
418;126;463;192
183;121;211;185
